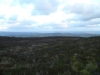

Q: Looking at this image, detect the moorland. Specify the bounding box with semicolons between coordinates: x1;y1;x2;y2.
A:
0;36;100;75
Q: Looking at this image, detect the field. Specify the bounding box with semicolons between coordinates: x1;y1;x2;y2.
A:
0;36;100;75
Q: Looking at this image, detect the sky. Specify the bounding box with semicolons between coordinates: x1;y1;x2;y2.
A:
0;0;100;32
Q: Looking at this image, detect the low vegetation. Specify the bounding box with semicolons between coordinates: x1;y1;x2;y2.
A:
0;36;100;75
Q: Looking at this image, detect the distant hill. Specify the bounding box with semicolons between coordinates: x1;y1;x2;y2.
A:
0;31;100;37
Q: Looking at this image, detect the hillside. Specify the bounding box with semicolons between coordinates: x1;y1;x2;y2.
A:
0;36;100;75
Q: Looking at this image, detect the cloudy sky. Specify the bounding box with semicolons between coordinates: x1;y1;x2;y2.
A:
0;0;100;32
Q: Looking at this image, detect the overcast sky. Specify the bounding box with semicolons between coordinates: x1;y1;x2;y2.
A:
0;0;100;32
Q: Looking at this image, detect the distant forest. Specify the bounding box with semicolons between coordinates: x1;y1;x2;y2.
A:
0;36;100;75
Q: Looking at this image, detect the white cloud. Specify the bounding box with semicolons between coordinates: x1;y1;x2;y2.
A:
0;26;8;30
0;0;100;32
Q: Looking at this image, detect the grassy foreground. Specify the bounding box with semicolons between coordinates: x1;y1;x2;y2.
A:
0;36;100;75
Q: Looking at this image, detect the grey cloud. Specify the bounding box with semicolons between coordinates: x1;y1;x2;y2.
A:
67;17;100;28
7;21;16;24
19;0;34;4
70;3;95;15
87;18;100;25
8;19;35;26
9;15;18;21
35;22;64;30
7;19;36;30
68;21;87;28
10;20;36;29
43;23;64;29
19;0;59;15
64;3;100;21
67;14;96;22
32;0;59;15
67;3;85;14
0;15;5;20
19;20;35;26
4;15;18;25
67;14;84;21
7;15;18;24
